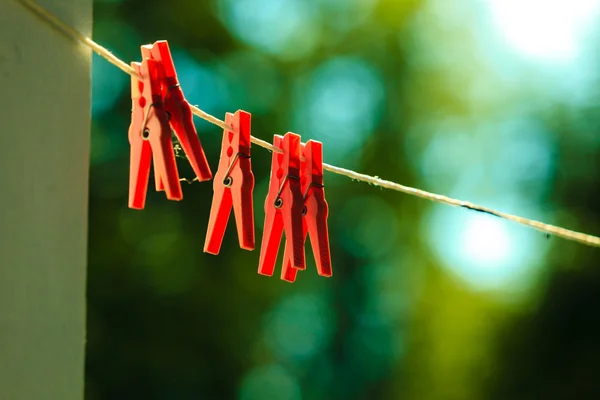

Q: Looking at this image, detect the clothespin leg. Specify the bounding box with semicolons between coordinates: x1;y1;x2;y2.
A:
281;255;299;281
281;185;306;271
306;192;332;277
204;188;233;255
147;40;212;182
153;153;165;192
274;203;306;282
281;218;308;282
258;213;284;277
231;166;255;251
146;116;183;201
169;103;213;181
128;139;152;210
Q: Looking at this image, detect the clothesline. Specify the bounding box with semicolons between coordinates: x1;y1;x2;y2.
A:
16;0;600;249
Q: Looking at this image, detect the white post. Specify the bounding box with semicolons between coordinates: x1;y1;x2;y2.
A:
0;1;92;399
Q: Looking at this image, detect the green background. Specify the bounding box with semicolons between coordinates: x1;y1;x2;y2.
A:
87;0;600;399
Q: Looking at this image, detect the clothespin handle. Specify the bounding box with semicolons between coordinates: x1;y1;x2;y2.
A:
281;140;332;282
258;133;305;279
204;111;255;254
142;41;212;184
127;58;181;209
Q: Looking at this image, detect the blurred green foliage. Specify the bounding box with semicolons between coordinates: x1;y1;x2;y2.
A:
87;0;600;399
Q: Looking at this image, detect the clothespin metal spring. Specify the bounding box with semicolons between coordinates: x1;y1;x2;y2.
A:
274;174;300;209
222;152;251;187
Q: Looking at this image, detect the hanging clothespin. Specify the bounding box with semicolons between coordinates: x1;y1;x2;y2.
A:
258;133;305;279
281;140;333;282
204;110;255;254
141;40;213;190
128;57;182;210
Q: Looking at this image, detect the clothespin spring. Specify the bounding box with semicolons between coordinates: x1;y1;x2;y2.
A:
274;174;300;208
300;182;325;216
140;102;162;139
222;152;251;187
302;182;324;199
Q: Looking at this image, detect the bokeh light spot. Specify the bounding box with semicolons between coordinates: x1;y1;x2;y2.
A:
239;364;302;400
486;0;600;62
217;0;320;60
294;57;384;165
461;213;510;265
316;0;377;32
492;117;556;193
424;203;547;293
263;293;334;362
410;115;556;200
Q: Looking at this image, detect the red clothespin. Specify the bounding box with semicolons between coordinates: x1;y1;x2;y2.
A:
281;140;332;282
204;110;255;254
128;57;182;210
141;41;212;189
258;133;305;279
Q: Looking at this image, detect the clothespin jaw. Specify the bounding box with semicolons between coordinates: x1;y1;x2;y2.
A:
127;59;182;210
258;133;305;280
142;41;212;185
281;140;332;282
204;110;255;255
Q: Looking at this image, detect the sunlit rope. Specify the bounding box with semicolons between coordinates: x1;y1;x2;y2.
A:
16;0;600;248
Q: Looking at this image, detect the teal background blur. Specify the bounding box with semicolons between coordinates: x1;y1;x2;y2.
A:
88;0;600;399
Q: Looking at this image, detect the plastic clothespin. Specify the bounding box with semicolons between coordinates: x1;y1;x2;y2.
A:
281;140;333;282
204;110;255;254
128;58;182;210
141;41;212;190
258;133;306;280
